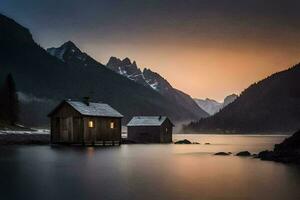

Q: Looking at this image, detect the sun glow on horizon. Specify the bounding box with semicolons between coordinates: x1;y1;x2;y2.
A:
85;40;299;101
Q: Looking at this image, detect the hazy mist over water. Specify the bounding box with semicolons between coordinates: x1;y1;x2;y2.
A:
1;134;300;200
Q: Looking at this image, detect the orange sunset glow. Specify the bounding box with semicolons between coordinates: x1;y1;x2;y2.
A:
85;37;300;101
1;1;300;200
2;0;300;101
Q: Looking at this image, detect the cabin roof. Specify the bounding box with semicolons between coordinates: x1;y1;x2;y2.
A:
67;100;123;117
127;116;173;127
48;100;123;118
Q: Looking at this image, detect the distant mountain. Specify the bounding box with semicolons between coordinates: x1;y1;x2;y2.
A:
185;64;300;133
223;94;238;107
0;13;207;126
194;98;222;115
106;57;209;119
194;94;237;115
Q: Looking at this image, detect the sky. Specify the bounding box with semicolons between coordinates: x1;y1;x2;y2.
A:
1;0;300;101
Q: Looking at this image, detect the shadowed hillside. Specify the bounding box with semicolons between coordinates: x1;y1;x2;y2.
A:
0;13;206;126
184;63;300;133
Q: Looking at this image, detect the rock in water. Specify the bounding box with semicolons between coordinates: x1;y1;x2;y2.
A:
174;139;192;144
257;150;275;160
214;152;230;156
274;130;300;152
236;151;251;156
258;130;300;164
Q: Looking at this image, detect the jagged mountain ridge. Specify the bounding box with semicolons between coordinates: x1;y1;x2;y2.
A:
106;56;209;119
106;57;151;88
194;94;238;115
0;13;206;126
185;64;300;133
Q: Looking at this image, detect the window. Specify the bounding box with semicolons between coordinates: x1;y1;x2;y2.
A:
165;128;168;133
88;120;94;128
110;122;115;129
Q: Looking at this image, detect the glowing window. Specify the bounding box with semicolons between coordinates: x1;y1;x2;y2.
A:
166;128;168;133
88;120;94;128
110;122;115;129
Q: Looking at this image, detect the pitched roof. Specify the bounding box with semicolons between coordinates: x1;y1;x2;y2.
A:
48;100;123;118
127;116;173;127
67;101;123;117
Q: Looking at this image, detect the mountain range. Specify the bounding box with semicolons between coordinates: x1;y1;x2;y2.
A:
2;13;299;133
184;64;300;133
0;13;208;126
106;57;208;119
194;94;238;115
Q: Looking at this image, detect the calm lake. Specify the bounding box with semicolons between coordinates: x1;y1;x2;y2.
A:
1;134;300;200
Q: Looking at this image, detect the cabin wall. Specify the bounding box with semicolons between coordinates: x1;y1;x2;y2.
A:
127;126;161;143
160;121;173;143
83;117;121;144
73;117;84;143
50;104;82;144
50;103;122;145
127;120;173;143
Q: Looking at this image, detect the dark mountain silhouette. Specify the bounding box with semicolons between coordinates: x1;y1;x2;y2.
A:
184;64;300;133
0;13;206;126
106;57;209;119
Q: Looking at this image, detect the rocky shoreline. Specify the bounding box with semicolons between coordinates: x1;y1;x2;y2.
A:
214;130;300;164
255;130;300;164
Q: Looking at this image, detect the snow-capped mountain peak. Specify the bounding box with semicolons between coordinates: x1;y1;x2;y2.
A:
47;41;80;61
47;45;66;61
107;57;151;88
106;56;209;119
106;57;173;92
46;41;101;67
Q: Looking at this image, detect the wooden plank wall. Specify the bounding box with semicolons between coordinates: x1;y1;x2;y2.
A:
50;103;81;144
83;117;121;144
128;121;173;143
160;120;173;143
50;103;122;145
128;126;161;143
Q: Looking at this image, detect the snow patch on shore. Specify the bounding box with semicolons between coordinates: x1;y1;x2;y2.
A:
0;129;50;135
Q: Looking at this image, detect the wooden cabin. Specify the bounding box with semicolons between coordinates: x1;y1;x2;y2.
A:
127;116;174;143
48;100;123;145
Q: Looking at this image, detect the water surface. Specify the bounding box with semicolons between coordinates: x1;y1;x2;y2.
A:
0;134;299;200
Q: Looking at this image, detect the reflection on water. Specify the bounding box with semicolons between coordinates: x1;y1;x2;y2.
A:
173;134;289;154
0;134;300;200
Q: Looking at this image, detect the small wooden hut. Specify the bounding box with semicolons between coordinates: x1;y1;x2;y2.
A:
48;99;123;145
127;116;174;143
